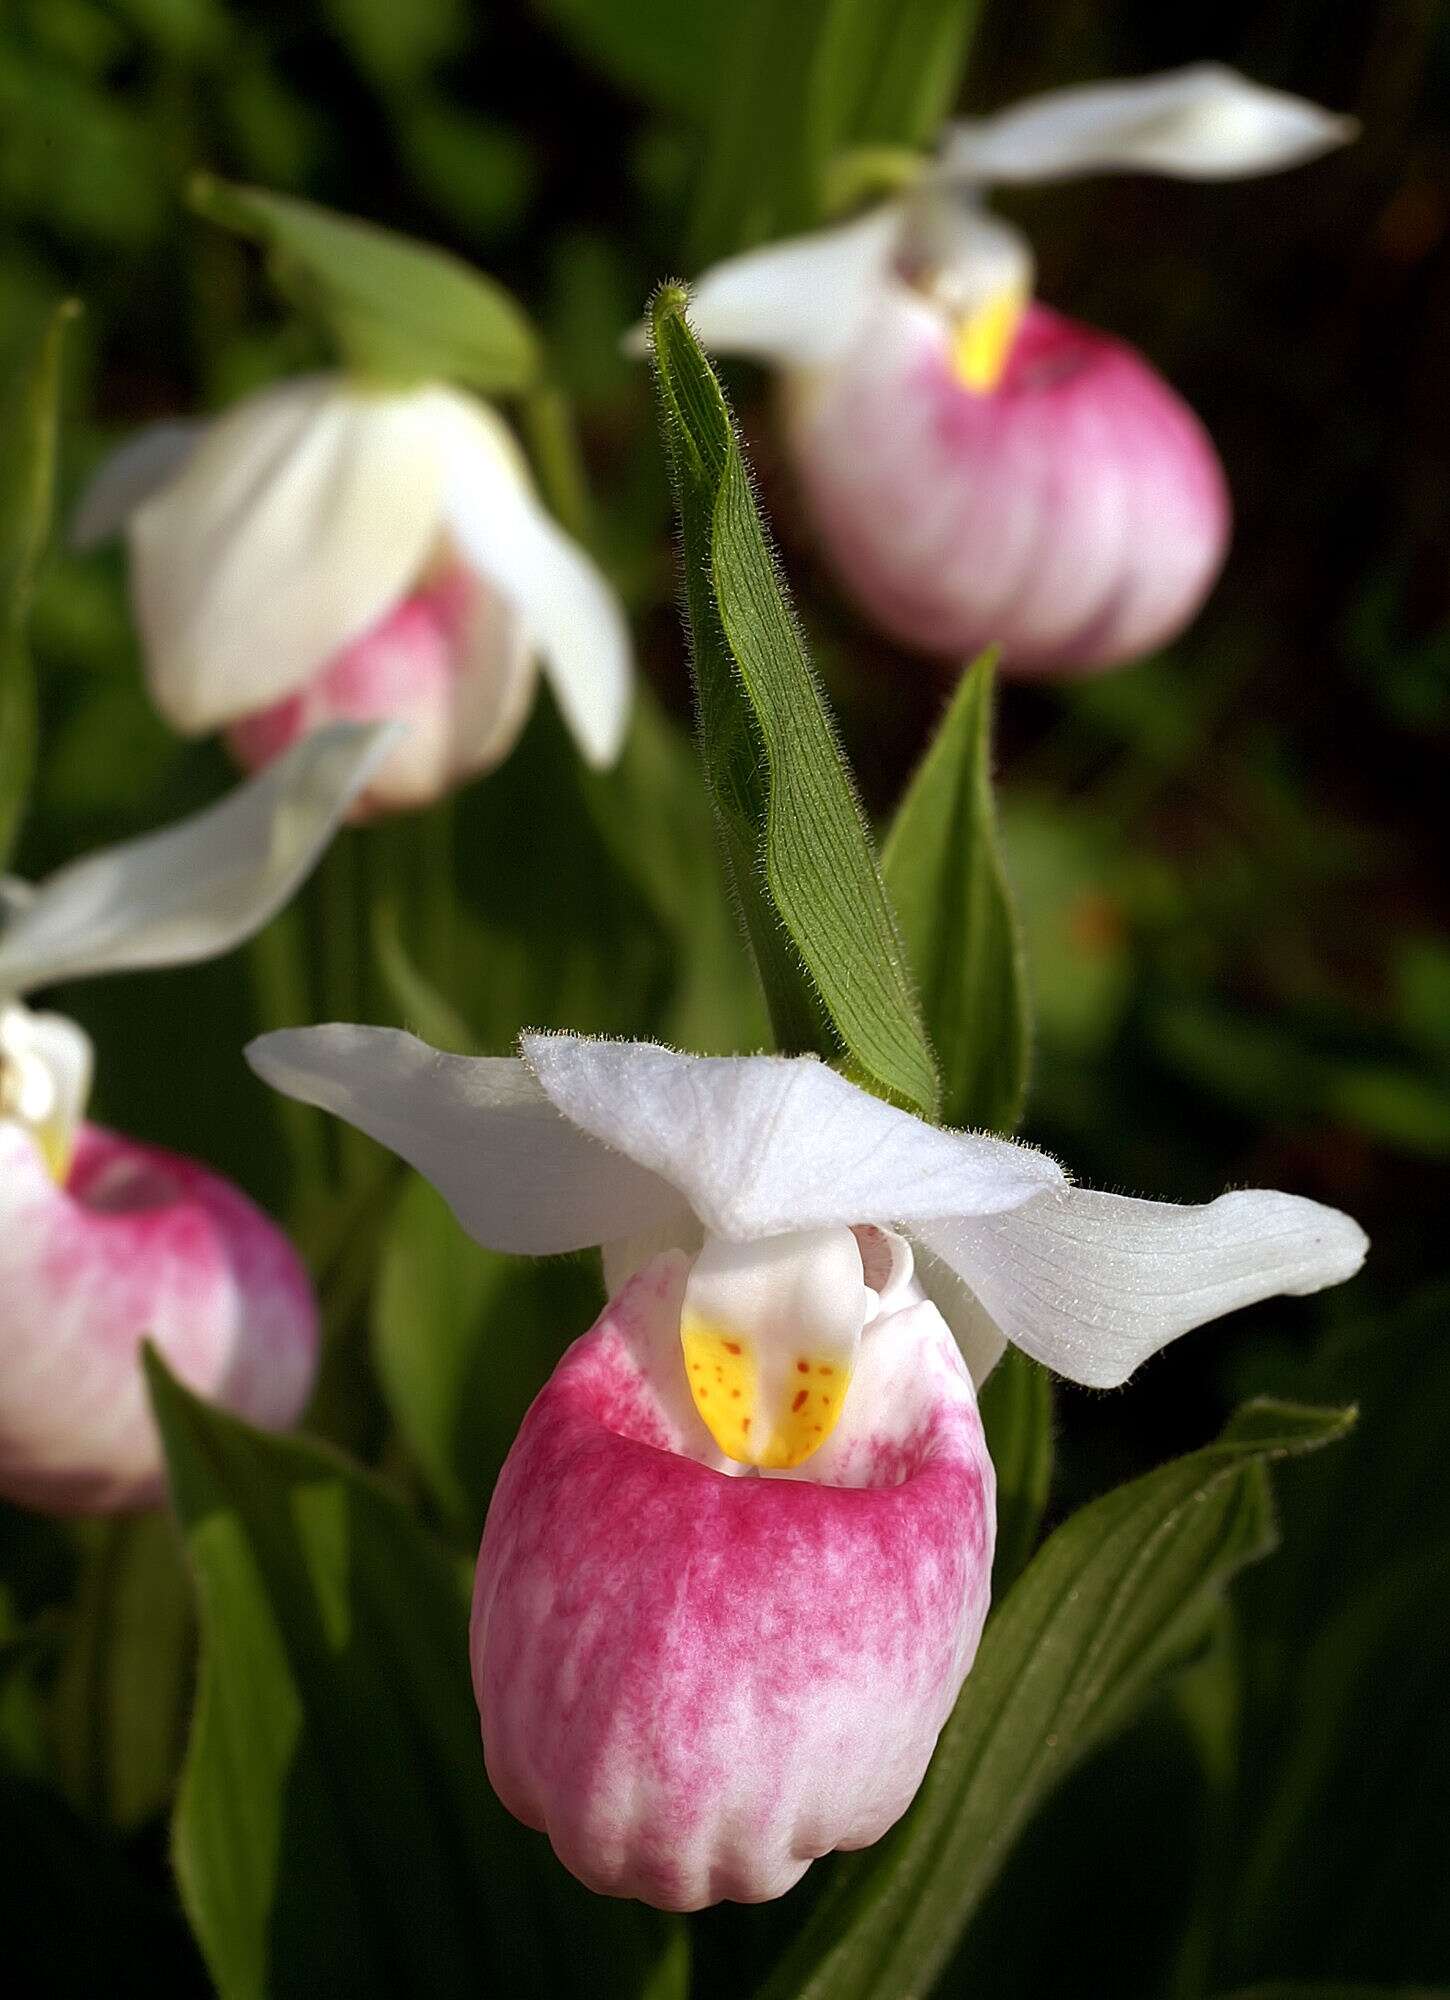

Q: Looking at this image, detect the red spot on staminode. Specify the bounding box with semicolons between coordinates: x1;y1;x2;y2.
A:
724;1341;742;1355
813;1424;823;1434
741;1417;751;1433
699;1388;709;1400
791;1390;809;1413
731;1389;741;1399
819;1365;834;1376
796;1360;810;1374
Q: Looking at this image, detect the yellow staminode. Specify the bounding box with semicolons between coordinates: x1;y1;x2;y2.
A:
950;288;1026;394
681;1315;849;1470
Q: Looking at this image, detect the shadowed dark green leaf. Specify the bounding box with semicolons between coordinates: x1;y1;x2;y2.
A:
883;656;1030;1134
0;301;74;870
145;1348;674;2000
373;1173;601;1540
190;176;539;392
650;287;938;1117
756;1399;1355;2000
50;1511;195;1829
977;1347;1052;1595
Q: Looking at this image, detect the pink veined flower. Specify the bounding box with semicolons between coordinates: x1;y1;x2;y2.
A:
72;378;633;816
249;1024;1367;1909
679;64;1354;676
0;723;393;1513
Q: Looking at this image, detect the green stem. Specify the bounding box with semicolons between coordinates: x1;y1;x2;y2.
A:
247;909;328;1199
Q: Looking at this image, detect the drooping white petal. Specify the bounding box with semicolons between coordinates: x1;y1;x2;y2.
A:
914;1183;1368;1391
70;421;202;550
941;64;1355;186
522;1034;1064;1241
680;1227;870;1467
681;202;907;368
127;375;446;730
0;722;397;996
246;1025;686;1255
427;389;631;769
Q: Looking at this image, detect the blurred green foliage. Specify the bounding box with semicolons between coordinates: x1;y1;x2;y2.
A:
0;0;1446;1994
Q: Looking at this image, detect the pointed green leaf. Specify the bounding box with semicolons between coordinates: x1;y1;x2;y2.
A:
977;1347;1052;1595
883;656;1030;1134
756;1399;1356;2000
190;176;540;393
0;301;74;871
145;1348;671;2000
650;286;939;1117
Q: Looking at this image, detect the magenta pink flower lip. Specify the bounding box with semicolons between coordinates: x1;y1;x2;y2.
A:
472;1260;995;1911
0;1123;317;1514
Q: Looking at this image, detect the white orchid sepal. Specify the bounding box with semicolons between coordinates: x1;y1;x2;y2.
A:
0;722;396;1178
682;63;1355;378
248;1025;1367;1412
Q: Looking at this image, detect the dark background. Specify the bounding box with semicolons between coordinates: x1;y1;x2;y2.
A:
0;0;1445;1992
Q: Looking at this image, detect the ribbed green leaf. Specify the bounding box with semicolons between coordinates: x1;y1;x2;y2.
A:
688;0;982;256
145;1349;673;2000
757;1399;1356;2000
883;656;1030;1133
650;287;938;1117
190;176;540;393
977;1347;1052;1596
0;301;73;872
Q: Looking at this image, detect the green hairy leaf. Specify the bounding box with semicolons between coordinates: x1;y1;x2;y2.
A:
0;301;74;872
145;1349;672;2000
650;285;939;1118
883;656;1031;1134
190;176;540;393
758;1399;1356;2000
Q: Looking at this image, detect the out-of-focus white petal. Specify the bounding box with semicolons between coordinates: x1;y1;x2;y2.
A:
245;1025;687;1255
128;375;445;730
0;722;396;995
428;389;631;769
896;195;1033;320
0;1003;93;1179
522;1034;1063;1240
915;1184;1368;1390
941;64;1355;186
70;422;202;550
681;203;907;367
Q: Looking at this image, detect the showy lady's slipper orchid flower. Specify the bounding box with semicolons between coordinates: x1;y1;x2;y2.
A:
72;377;633;815
680;66;1354;674
249;1025;1367;1909
0;723;395;1513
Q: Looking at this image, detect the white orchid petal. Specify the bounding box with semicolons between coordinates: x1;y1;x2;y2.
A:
680;1227;869;1468
128;375;445;730
245;1025;686;1255
522;1034;1063;1241
913;1244;1009;1388
683;203;907;367
70;421;202;549
429;389;631;769
0;722;397;995
915;1184;1367;1391
0;1003;93;1178
942;64;1355;185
